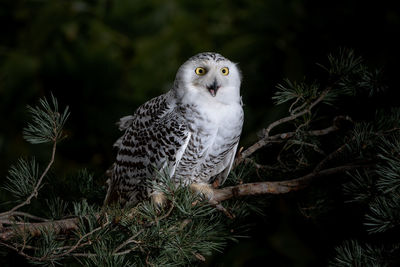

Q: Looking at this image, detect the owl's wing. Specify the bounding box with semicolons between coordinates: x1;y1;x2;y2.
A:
213;142;239;186
113;93;173;149
106;93;191;205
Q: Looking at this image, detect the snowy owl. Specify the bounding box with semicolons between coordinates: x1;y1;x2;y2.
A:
105;52;243;206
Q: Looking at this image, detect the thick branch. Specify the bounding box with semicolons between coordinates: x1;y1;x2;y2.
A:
0;212;49;227
0;217;80;242
212;164;365;202
0;163;366;242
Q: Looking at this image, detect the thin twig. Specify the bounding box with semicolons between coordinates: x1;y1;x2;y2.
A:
71;250;136;257
235;89;330;165
263;89;330;139
0;240;42;262
56;218;110;259
265;115;349;142
4;212;49;222
309;125;338;136
1;216;109;263
214;204;235;219
155;203;174;224
373;127;400;136
313;139;352;173
287;140;326;155
289;96;302;114
0;141;57;218
242;158;280;171
74;248;141;258
291;101;308;115
10;242;39;251
113;229;144;254
71;252;97;257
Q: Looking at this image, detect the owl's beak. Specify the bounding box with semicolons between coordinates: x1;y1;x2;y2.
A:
207;80;220;97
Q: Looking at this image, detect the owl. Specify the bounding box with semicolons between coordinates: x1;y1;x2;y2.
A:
105;52;243;206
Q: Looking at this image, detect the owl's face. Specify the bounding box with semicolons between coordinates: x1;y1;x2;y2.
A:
174;52;242;105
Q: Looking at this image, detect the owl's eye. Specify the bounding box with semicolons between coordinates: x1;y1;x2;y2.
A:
221;67;229;76
195;67;207;75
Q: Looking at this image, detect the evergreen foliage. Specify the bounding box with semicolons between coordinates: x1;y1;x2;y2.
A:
3;158;39;200
23;94;69;145
1;50;399;266
330;240;394;267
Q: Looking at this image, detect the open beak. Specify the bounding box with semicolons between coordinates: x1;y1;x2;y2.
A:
207;79;220;97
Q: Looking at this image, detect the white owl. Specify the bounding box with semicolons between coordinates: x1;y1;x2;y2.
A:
105;52;243;206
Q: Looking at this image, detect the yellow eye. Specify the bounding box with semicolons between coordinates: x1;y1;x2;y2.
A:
221;67;229;75
195;67;206;75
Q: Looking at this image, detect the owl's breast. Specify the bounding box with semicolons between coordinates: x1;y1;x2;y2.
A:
174;102;243;183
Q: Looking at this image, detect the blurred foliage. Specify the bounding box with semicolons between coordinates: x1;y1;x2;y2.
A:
1;0;400;266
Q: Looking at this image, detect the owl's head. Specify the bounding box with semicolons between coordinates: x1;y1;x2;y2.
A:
173;52;242;104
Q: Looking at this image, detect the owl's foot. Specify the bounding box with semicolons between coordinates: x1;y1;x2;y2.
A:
190;183;215;202
151;192;167;210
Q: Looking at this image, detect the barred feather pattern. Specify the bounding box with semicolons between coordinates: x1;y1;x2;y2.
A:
110;92;189;204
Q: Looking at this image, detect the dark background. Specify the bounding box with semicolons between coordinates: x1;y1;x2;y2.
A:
1;0;399;266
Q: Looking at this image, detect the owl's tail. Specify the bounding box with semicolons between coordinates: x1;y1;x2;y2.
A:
103;164;120;206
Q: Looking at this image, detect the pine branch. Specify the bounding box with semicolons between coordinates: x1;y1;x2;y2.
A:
0;162;367;242
234;111;350;168
212;164;367;202
0;217;81;241
313;138;352;173
55;217;111;259
268;115;350;141
264;88;330;138
0;141;57;218
1;95;69;220
235;89;330;165
0;212;49;227
10;212;49;222
23;94;69;144
112;229;144;255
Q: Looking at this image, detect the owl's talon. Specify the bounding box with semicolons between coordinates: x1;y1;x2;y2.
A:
190;183;215;201
151;192;167;211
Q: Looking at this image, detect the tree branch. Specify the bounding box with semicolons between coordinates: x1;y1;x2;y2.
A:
263;89;330;139
0;163;364;242
0;217;80;241
212;163;367;202
235;90;330;165
113;229;144;254
0;140;57;218
7;212;49;222
313;139;352;173
54;218;110;259
234;112;351;168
